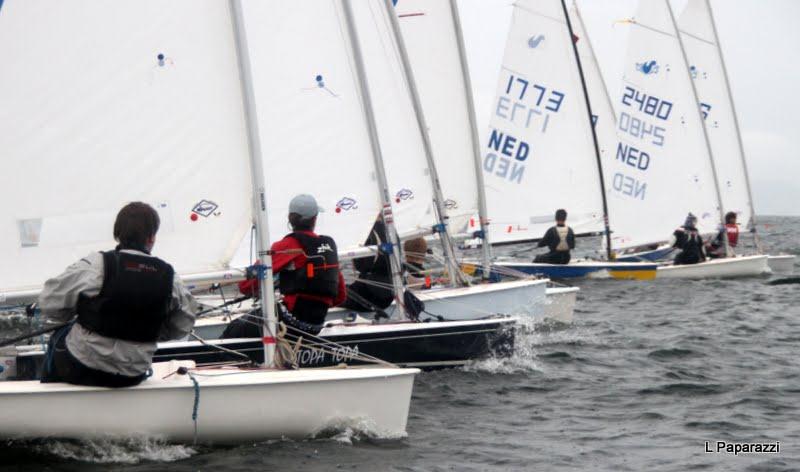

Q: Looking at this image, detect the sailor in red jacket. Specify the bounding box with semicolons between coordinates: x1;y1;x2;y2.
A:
707;211;740;258
270;194;345;325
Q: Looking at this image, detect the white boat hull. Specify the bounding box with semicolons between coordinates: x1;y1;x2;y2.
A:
657;255;769;279
194;279;551;339
0;363;418;444
767;255;795;275
543;287;579;324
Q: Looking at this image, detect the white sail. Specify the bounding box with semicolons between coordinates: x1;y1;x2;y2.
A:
0;1;252;293
678;0;753;229
348;1;438;239
568;2;617;200
238;0;435;253
393;0;480;235
483;0;606;245
605;0;720;250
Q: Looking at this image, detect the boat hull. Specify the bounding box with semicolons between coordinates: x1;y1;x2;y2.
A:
493;261;657;280
543;287;578;324
615;246;673;262
15;318;516;377
656;255;769;279
0;365;418;443
767;255;795;275
193;279;547;339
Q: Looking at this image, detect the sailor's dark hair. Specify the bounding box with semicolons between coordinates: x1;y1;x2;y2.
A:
555;209;568;221
289;213;316;231
113;202;160;249
725;211;737;224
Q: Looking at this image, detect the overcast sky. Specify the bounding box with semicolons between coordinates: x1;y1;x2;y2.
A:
459;0;799;216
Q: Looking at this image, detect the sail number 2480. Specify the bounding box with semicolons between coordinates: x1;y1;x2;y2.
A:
621;86;673;121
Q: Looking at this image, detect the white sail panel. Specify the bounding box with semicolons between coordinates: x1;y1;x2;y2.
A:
569;2;618;203
678;0;753;229
0;1;252;292
239;0;383;253
394;0;479;234
483;0;606;245
605;0;720;250
349;1;438;239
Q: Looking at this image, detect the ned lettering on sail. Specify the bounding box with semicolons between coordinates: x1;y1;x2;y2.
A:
484;129;528;184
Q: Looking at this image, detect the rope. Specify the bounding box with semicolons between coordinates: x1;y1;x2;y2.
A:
176;366;201;445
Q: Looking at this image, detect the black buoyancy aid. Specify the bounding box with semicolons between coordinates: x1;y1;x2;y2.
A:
76;250;174;343
278;232;340;298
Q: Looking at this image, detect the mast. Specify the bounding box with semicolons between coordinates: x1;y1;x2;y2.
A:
561;0;613;260
341;0;408;315
383;0;466;287
667;0;730;255
706;0;761;252
449;0;493;279
229;0;277;367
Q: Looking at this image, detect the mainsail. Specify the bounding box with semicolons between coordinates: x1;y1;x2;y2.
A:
606;0;720;250
482;0;607;246
0;1;253;293
678;0;755;230
236;0;437;255
393;0;482;235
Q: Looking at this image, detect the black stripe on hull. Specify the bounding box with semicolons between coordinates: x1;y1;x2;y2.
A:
14;321;515;379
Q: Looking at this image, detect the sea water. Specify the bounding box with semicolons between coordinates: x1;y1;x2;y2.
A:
2;216;798;471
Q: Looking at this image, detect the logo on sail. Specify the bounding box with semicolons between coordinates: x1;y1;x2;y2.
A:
335;197;358;213
444;199;458;210
395;188;414;202
636;60;659;75
191;200;219;218
527;35;545;49
689;65;708;80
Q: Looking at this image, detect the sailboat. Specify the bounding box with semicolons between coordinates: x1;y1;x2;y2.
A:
13;0;531;373
0;0;417;442
677;0;795;275
600;0;768;279
467;0;657;281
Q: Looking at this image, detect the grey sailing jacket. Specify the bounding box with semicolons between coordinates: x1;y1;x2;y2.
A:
38;249;197;377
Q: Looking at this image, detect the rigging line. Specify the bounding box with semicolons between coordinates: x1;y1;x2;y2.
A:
189;332;253;363
226;312;396;366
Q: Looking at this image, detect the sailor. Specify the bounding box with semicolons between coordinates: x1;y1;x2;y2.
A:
271;194;346;325
672;213;706;265
404;237;432;288
341;216;394;312
533;209;575;265
706;211;739;259
39;202;197;388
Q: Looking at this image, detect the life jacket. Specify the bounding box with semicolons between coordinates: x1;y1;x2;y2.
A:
725;223;739;247
555;226;570;252
76;250;174;343
278;232;340;298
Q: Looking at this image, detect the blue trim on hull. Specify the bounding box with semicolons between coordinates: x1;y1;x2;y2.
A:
616;247;674;262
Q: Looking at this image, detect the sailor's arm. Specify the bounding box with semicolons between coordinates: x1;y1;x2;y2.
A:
159;275;198;341
37;253;103;323
537;228;554;248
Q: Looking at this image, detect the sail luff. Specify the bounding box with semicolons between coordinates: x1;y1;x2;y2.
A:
560;0;612;259
705;0;760;250
340;0;406;314
667;0;729;254
228;0;276;367
449;0;493;277
383;0;466;287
